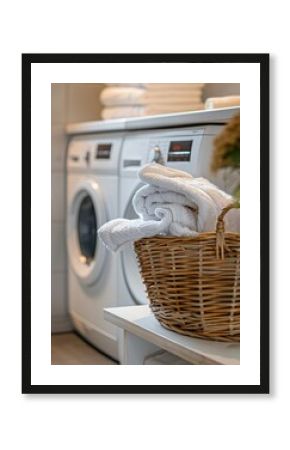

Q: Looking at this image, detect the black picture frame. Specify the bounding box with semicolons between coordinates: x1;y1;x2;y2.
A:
22;53;269;394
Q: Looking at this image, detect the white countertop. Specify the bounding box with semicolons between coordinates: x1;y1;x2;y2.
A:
66;107;240;135
104;305;240;365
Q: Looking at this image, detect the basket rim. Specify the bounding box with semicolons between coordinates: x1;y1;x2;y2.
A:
134;232;240;243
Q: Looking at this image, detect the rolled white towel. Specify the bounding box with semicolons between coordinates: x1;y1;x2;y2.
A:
98;208;197;252
136;164;234;233
205;96;240;109
98;164;239;251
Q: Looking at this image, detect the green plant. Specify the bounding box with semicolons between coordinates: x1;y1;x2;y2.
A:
211;114;240;206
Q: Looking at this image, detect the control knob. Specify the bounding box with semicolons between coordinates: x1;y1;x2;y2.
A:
150;145;164;165
84;150;90;165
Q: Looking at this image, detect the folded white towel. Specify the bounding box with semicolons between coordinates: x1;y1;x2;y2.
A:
145;83;204;91
145;103;204;114
101;103;204;120
98;164;239;252
204;96;240;109
101;106;144;119
143;94;203;105
106;83;145;87
106;83;204;90
100;86;146;107
100;86;203;107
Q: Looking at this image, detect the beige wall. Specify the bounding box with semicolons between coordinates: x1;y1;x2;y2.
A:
51;83;104;333
203;83;240;101
51;84;69;333
66;84;104;123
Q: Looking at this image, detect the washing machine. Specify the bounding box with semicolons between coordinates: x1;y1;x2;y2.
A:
118;122;239;317
66;133;123;360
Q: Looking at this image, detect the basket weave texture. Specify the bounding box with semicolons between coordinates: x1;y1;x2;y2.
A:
134;205;240;342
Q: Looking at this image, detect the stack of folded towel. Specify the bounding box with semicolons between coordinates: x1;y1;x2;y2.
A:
98;163;240;252
100;83;205;119
204;95;240;109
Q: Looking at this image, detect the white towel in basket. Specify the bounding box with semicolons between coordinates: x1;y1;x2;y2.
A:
98;164;239;252
135;164;234;233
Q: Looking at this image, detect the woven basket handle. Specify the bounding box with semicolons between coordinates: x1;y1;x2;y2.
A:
215;203;237;259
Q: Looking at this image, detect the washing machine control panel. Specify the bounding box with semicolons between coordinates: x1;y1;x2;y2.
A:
67;135;123;173
149;125;228;181
120;125;224;180
146;129;205;173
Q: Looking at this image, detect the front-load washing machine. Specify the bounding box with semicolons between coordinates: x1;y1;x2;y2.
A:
118;121;239;314
66;133;123;360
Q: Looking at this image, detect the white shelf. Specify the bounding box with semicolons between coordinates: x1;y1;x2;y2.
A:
66;107;240;135
104;305;240;365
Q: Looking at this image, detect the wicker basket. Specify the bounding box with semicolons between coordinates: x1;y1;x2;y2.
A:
134;205;240;342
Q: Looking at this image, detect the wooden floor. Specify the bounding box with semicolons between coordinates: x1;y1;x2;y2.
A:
51;332;117;365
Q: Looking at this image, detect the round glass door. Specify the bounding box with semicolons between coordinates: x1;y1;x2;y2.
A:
67;179;107;286
78;195;97;265
121;185;148;305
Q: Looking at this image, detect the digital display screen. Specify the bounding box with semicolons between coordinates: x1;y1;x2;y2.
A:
96;144;112;159
167;140;193;162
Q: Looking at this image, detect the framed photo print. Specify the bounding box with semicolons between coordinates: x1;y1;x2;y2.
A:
22;53;269;394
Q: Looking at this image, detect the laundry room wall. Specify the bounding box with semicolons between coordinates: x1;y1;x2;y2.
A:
51;83;104;333
203;83;240;100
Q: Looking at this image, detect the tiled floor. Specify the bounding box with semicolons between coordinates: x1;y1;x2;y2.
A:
51;332;118;365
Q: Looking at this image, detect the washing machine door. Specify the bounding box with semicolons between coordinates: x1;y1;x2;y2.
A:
121;184;148;305
67;179;107;286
